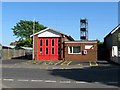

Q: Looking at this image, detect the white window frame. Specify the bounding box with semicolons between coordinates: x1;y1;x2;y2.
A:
112;46;118;57
68;46;81;54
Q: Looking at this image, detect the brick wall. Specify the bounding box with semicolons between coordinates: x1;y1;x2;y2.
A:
33;35;38;60
64;42;97;62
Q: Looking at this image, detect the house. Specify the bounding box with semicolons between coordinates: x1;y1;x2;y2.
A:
31;27;97;62
10;41;18;46
104;24;120;64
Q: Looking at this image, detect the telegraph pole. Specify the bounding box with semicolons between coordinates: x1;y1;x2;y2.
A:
33;19;35;60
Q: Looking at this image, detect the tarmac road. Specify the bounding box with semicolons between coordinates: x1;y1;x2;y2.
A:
1;59;120;88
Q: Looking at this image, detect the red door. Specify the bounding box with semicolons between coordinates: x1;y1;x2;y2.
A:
38;37;60;60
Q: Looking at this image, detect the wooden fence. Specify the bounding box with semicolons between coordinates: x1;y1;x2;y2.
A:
2;48;32;60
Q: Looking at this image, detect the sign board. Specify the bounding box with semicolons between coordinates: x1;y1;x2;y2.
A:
85;45;94;49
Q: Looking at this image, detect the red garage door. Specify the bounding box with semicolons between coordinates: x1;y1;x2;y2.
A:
38;37;60;60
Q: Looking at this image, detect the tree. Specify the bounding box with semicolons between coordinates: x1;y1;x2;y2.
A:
12;20;47;40
15;38;32;48
96;39;103;45
12;20;47;47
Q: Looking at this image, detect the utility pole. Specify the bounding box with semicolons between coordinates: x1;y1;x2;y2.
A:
33;19;35;60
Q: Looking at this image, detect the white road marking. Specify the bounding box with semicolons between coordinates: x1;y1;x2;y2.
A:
44;80;56;83
18;79;29;82
77;64;83;66
55;61;63;65
43;62;47;65
61;61;67;65
89;62;98;66
94;82;100;83
49;61;54;65
67;61;72;66
60;68;65;69
3;79;14;81
76;81;87;84
60;81;71;83
52;67;58;69
2;78;118;86
31;80;43;82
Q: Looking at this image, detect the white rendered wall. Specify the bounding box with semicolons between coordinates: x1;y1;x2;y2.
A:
38;30;61;37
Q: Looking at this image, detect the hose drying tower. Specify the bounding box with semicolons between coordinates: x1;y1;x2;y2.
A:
80;18;88;40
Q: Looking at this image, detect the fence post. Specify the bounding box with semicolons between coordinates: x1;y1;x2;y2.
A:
8;48;9;59
24;50;25;56
14;48;15;58
19;49;20;57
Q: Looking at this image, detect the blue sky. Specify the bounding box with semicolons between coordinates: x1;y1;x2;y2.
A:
2;2;118;45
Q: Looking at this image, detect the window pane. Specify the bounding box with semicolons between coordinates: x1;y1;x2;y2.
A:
40;40;42;46
46;48;48;54
70;46;72;53
40;48;42;53
118;47;120;56
46;40;48;46
52;48;54;54
58;48;60;54
58;39;60;46
52;39;54;46
73;46;81;53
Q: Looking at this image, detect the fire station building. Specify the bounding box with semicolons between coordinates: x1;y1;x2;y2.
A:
31;28;97;61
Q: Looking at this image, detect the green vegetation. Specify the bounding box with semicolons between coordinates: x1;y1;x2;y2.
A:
95;39;104;45
12;20;47;48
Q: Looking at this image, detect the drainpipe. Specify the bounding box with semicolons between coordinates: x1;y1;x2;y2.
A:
61;34;65;60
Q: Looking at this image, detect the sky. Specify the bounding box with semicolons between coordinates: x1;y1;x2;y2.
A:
2;2;119;45
118;1;120;24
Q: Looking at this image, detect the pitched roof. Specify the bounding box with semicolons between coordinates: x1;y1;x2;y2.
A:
65;40;97;43
2;45;15;49
30;27;74;41
21;47;33;50
105;24;120;39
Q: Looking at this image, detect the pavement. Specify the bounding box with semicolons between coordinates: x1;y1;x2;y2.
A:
1;59;120;88
2;59;119;69
2;59;101;69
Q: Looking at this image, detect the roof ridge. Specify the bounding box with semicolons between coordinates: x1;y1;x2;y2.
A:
30;27;71;37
